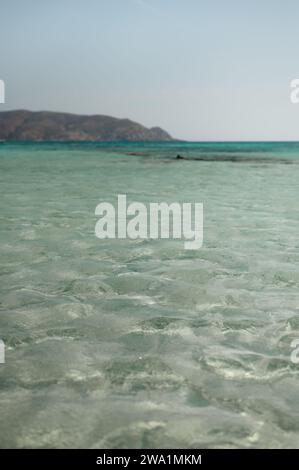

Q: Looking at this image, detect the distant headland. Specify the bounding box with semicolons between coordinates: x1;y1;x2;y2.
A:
0;110;174;142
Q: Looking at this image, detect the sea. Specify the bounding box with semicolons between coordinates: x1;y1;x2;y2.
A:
0;141;299;448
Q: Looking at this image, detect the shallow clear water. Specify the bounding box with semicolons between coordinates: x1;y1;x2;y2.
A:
0;142;299;448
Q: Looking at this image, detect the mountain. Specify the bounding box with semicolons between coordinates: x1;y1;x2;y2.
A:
0;110;174;142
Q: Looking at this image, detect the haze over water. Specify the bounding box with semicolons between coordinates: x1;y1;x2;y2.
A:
0;142;299;448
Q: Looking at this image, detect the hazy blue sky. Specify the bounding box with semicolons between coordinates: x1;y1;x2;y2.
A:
1;0;299;140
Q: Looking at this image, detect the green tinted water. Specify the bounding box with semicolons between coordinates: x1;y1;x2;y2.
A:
0;142;299;448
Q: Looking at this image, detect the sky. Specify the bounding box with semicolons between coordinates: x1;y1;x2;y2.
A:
1;0;299;141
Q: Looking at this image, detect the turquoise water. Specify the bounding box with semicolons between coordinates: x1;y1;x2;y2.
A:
0;141;299;448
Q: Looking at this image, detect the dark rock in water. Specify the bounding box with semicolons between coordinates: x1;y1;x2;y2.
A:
0;110;174;142
175;154;294;164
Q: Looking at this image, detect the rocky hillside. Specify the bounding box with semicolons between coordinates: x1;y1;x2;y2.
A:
0;110;173;141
